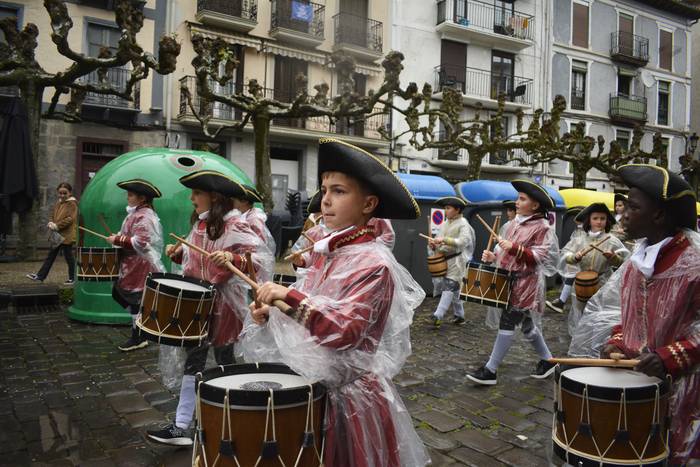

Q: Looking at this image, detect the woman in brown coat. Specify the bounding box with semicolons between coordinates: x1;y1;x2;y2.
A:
26;182;78;284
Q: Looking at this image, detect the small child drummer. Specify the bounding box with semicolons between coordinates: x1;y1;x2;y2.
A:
240;138;430;467
468;180;559;385
234;184;277;257
108;179;165;352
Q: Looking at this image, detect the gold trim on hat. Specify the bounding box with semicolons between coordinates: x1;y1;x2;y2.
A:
511;179;555;207
618;163;697;201
318;137;421;218
117;179;162;197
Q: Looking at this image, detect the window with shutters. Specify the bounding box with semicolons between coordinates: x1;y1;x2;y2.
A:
488;117;509;165
657;80;670;126
572;2;589;48
274;55;308;128
0;6;19;43
616;129;630;151
659;29;672;71
570;60;587;110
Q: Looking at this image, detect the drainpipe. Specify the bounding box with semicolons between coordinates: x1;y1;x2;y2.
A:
164;0;175;139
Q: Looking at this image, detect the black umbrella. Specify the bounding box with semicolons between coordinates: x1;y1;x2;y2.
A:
0;97;38;235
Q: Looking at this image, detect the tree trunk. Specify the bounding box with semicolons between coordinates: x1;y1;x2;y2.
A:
16;82;43;260
571;163;588;189
465;150;483;181
253;112;274;212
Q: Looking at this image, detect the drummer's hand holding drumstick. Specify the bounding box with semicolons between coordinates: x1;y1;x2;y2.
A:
482;250;496;263
635;351;666;379
165;243;182;258
250;282;291;325
210;250;234;267
602;250;616;259
105;234;117;245
600;343;624;359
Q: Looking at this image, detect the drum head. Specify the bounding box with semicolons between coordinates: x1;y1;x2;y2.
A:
208;373;310;392
146;272;214;299
559;366;668;401
152;277;210;292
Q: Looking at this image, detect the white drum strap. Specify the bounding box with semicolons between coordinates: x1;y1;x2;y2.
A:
254;389;286;467
211;390;242;467
292;384;323;467
192;380;210;467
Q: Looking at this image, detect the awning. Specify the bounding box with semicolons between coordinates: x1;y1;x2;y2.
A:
188;23;261;50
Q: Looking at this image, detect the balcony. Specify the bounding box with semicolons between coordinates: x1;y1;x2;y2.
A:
270;0;324;48
433;140;534;173
609;93;647;126
196;0;258;33
610;31;649;67
434;65;532;109
81;67;140;111
333;12;383;62
177;77;387;141
0;86;20;97
436;0;534;52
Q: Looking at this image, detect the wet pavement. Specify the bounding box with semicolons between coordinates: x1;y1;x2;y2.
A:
0;296;570;466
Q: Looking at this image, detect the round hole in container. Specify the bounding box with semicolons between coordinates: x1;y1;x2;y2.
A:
178;156;196;167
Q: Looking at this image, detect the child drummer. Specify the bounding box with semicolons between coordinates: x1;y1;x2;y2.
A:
558;203;629;336
233;184;277;256
597;164;700;465
240;138;430;467
468;180;560;385
147;170;273;446
107;179;165;352
428;196;474;327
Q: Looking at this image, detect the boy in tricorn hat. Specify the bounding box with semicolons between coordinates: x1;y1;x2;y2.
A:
109;179;165;352
241;138;430;467
597;164;700;465
468;179;559;385
428;196;474;326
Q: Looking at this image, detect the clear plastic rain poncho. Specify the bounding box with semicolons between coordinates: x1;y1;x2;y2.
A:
486;219;510;329
569;229;700;464
489;216;559;329
558;230;629;335
180;211;273;346
368;218;396;250
291;221;331;280
239;228;430;467
115;205;165;292
241;206;277;254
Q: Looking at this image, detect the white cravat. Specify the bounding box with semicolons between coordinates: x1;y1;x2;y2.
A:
125;205;137;215
588;230;602;238
515;214;533;224
615;213;622;222
630;237;673;279
313;226;355;255
198;211;210;220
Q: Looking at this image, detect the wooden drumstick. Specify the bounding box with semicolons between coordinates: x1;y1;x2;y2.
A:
97;213;112;235
169;233;292;314
284;244;314;261
548;357;640;368
419;233;433;241
79;225;110;241
580;235;611;258
245;252;261;308
486;215;501;251
475;214;501;242
302;232;314;243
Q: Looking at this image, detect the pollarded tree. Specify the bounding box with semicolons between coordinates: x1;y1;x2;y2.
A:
183;35;404;210
0;0;180;259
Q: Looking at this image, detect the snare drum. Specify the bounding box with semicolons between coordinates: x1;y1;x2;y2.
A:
273;273;297;287
77;247;120;281
427;253;448;277
553;366;670;467
136;273;215;347
461;261;514;309
193;363;326;467
575;270;600;303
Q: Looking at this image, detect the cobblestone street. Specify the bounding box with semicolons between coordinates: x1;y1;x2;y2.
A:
0;295;570;466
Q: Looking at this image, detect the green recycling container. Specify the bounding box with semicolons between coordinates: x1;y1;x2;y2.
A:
68;148;253;324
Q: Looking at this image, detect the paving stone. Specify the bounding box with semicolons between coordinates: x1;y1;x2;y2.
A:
417;427;461;452
123;408;165;428
134;381;164;396
93;425;143;450
529;409;554;427
426;447;457;466
14;401;49;422
489;396;538;415
482;408;537;432
43;392;73;409
98;381;135;397
451;393;493;413
447;446;508;467
450;428;511;455
415;409;464;433
495;446;547;467
107;393;151;414
107;444;158;466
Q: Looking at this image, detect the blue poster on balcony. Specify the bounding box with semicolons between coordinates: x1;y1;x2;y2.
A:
291;1;313;23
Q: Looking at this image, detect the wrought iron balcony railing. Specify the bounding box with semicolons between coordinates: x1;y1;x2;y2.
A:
610;31;649;65
81;67;140;110
333;12;383;52
437;0;534;41
271;0;324;39
609;93;647;123
196;0;258;22
434;65;532;106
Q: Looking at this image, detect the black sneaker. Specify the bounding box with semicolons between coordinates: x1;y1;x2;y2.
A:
466;366;497;386
546;298;565;313
26;273;43;282
432;317;442;328
530;360;556;379
118;332;149;352
146;423;193;446
64;279;75;285
451;317;466;326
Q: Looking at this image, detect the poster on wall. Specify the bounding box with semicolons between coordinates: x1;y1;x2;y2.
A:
430;208;445;237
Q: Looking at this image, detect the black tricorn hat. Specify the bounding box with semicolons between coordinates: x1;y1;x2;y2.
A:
240;185;263;203
618;164;697;229
566;205;584;217
502;199;516;210
179;170;247;198
574;202;616;226
511;179;555;211
317;138;420;220
614;193;627;204
436;196;468;211
307;190;321;214
117;179;162;199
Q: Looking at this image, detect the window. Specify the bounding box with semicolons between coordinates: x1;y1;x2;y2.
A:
77;139;127;195
657;80;670;126
568;121;586;174
191;139;225;157
274;56;308;128
0;6;19;43
491;50;514;100
659;137;670;164
617;72;633;97
572;2;589;48
616;129;631;151
439;39;467;93
659;29;673;71
87;22;120;57
571;60;587;110
489;117;509;165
